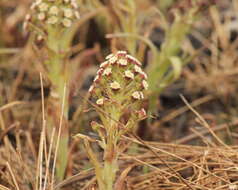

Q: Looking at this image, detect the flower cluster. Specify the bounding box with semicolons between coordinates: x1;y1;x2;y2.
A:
23;0;80;30
89;51;148;122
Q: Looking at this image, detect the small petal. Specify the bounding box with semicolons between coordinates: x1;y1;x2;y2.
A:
132;91;141;100
38;3;48;12
64;8;73;18
103;68;112;76
96;98;104;105
75;11;80;19
100;61;109;68
142;80;148;90
49;6;59;15
47;16;58;24
93;75;100;83
97;68;104;75
134;65;142;73
118;58;127;66
140;72;148;79
25;14;31;21
89;85;94;93
139;92;144;99
37;12;45;20
110;81;121;90
62;18;72;27
125;70;134;79
106;53;114;60
109;56;117;64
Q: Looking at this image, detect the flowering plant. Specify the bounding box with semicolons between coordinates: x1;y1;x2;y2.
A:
84;51;148;190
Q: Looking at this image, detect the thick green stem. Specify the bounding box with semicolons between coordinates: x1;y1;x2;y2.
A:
46;29;69;180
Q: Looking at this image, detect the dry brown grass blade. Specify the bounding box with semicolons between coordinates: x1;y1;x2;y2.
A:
54;168;94;190
115;165;134;190
6;162;20;190
125;135;231;185
175;119;238;144
0;101;25;112
0;184;11;190
180;95;231;149
129;134;196;190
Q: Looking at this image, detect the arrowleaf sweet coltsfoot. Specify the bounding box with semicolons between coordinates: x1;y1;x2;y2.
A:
87;51;148;190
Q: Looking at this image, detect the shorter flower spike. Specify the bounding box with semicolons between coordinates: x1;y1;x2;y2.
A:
89;51;148;126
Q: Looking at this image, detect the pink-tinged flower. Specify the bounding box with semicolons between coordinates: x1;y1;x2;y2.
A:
103;68;112;76
89;85;94;93
105;53;114;60
134;65;142;73
117;51;127;56
140;71;148;79
118;58;127;66
126;55;142;66
142;80;148;90
132;91;141;100
109;56;117;64
100;61;109;68
136;108;147;119
110;81;121;90
93;75;100;83
97;68;104;75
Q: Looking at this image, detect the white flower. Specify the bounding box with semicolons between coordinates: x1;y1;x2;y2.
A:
64;8;73;18
37;35;43;41
142;80;148;90
35;0;42;6
139;92;144;99
97;68;104;75
25;14;31;21
125;70;134;79
126;55;142;66
47;16;58;24
140;71;148;79
64;0;70;3
132;91;141;100
118;58;127;66
38;3;48;12
93;75;100;82
71;0;78;9
62;18;72;27
103;68;112;76
75;11;80;19
100;61;109;68
49;6;59;15
109;56;117;64
117;51;127;55
89;85;94;93
96;98;104;105
106;53;114;60
132;91;144;100
110;81;121;90
37;12;45;20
